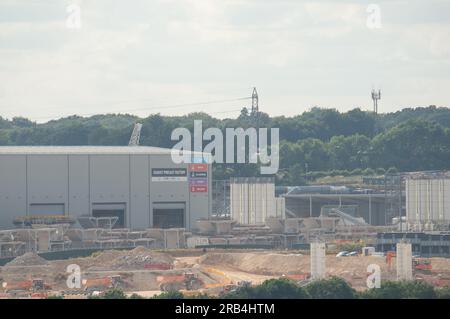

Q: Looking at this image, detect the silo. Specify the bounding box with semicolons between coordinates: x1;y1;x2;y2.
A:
406;177;450;229
230;177;277;225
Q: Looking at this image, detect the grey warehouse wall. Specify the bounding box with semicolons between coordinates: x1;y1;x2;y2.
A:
0;153;211;230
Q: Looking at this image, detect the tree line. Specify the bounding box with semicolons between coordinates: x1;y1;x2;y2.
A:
1;106;450;185
57;277;450;299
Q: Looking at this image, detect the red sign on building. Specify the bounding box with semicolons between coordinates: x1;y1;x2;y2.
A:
190;185;208;193
189;164;208;172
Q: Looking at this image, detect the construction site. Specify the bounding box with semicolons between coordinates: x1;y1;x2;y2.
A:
0;122;450;298
1;240;450;298
0;170;449;298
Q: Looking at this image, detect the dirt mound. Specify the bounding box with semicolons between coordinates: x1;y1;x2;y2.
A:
4;252;49;267
87;246;174;270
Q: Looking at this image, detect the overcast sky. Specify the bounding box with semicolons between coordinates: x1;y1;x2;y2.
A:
1;0;449;122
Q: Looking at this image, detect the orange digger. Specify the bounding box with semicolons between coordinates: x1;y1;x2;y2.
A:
82;275;125;293
2;278;51;294
386;251;432;274
413;258;432;274
157;273;203;291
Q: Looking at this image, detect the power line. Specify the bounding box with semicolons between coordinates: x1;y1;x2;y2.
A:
9;96;250;121
120;96;251;113
2;95;251;113
32;107;244;122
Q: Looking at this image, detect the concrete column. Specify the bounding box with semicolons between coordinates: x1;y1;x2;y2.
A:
309;196;312;217
311;242;326;280
397;242;413;281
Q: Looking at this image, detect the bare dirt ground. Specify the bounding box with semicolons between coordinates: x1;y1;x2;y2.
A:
1;248;449;297
197;251;450;290
1;247;187;292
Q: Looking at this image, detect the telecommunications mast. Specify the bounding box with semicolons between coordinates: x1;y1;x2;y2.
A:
371;89;381;113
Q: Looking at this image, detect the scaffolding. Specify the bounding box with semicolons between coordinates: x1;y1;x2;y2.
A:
384;174;404;228
212;180;230;217
77;216;119;230
0;226;71;257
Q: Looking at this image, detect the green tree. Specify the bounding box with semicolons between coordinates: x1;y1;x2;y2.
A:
153;291;184;299
370;120;450;171
359;280;436;299
12;117;35;128
298;138;329;171
401;280;436;299
305;277;357;299
436;286;450;299
223;279;309;299
102;288;128;299
3;107;450;174
360;281;404;299
328;135;371;170
255;278;310;299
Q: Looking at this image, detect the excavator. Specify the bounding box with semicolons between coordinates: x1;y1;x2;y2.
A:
413;258;432;274
2;278;51;297
385;251;432;273
158;273;203;292
82;275;125;293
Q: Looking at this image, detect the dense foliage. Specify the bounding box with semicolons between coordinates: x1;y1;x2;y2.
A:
79;278;450;299
360;280;437;299
3;106;450;184
305;277;357;299
223;278;310;299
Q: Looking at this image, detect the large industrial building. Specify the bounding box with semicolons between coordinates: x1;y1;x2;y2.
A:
282;186;388;226
0;146;211;230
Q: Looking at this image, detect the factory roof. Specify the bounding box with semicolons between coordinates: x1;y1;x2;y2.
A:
0;146;206;155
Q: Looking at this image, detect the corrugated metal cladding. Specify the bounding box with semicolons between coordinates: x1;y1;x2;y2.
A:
0;147;211;230
230;177;281;224
406;178;450;223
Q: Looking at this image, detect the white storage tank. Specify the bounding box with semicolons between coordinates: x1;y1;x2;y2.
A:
406;178;450;228
230;177;277;225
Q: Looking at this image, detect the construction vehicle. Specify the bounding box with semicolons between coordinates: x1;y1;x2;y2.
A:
285;273;310;281
386;252;433;274
30;292;49;298
221;284;238;294
158;273;203;291
236;280;251;287
184;273;203;290
413;258;432;273
157;274;186;291
385;251;396;267
2;278;51;294
82;275;125;293
219;280;251;295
